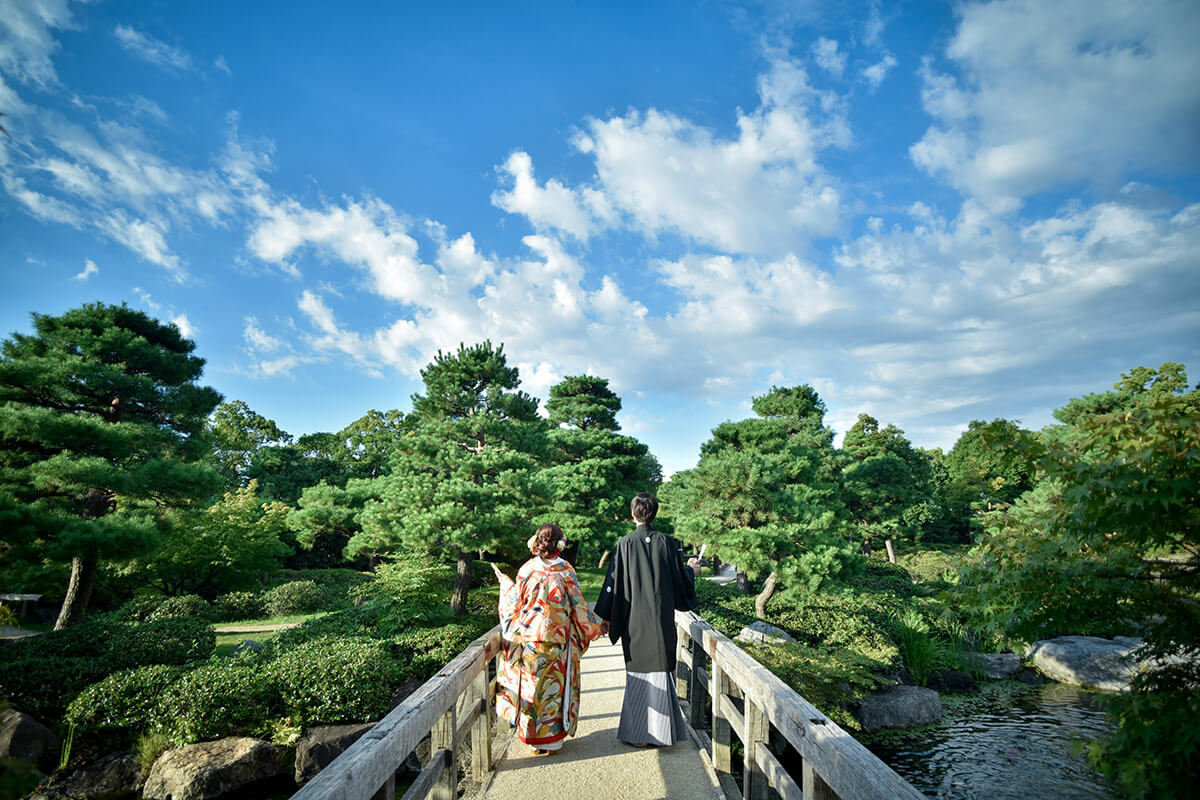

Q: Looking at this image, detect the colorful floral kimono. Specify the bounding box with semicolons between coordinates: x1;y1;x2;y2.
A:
496;557;604;749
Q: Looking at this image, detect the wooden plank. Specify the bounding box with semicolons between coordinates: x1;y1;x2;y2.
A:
753;748;802;800
470;666;492;781
430;704;456;800
718;693;744;735
398;750;448;800
688;635;707;728
676;612;925;800
744;697;772;800
454;697;481;744
369;775;394;800
710;655;732;773
803;761;838;800
292;627;500;800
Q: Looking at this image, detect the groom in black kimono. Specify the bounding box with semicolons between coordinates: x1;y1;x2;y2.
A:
595;492;699;746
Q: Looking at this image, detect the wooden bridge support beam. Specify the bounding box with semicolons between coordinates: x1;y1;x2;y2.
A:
430;705;457;800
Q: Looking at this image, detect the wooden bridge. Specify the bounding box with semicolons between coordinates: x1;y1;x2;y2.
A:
291;610;927;800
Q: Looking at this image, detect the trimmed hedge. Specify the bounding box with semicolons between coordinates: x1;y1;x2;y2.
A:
211;591;264;621
262;580;322;616
107;617;215;668
158;660;280;745
66;664;184;732
148;594;214;621
271;639;397;726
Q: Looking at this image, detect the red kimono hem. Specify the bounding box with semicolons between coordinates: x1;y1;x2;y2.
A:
519;731;568;746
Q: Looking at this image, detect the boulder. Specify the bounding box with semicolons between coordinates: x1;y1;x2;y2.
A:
969;652;1022;680
228;639;263;657
1016;667;1045;685
1027;636;1140;691
30;751;143;799
856;686;941;733
295;723;374;785
735;621;796;645
0;709;59;773
928;668;978;693
142;737;279;800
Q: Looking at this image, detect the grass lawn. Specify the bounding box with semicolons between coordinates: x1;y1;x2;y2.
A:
211;610;329;656
573;566;607;598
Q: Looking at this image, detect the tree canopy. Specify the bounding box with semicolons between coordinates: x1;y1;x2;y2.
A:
0;303;222;627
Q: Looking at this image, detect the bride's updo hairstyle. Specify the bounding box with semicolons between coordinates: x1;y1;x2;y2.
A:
530;523;566;558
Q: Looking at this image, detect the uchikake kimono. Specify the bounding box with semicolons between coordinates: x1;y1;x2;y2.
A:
496;557;604;749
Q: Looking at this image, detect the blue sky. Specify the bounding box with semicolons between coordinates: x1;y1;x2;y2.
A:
1;0;1197;476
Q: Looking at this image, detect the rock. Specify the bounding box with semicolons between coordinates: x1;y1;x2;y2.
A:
227;639;263;656
856;686;941;733
142;737;279;800
735;621;796;645
0;708;59;773
1027;636;1140;691
928;668;978;693
30;751;143;799
1017;667;1045;685
969;652;1022;680
294;723;375;785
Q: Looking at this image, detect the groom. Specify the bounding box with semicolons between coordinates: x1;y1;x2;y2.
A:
594;492;699;746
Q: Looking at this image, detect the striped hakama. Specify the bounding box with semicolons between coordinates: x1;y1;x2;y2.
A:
617;670;688;746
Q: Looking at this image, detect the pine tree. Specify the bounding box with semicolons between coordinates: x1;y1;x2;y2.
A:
0;303;221;627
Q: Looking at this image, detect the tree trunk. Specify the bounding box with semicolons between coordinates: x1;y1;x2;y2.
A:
451;551;473;616
736;570;750;594
597;550;610;570
754;571;778;620
54;556;98;630
884;538;897;564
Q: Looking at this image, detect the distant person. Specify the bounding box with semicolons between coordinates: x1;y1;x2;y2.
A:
595;492;699;746
493;523;604;755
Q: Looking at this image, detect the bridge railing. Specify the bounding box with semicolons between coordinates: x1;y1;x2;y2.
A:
676;609;926;800
291;625;502;800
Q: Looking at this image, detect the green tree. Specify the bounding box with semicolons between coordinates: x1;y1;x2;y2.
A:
542;375;658;564
942;418;1036;536
840;414;936;559
332;408;415;481
206;400;291;489
663;385;854;618
129;481;291;597
246;432;342;504
0;303;221;628
958;363;1198;799
356;342;548;615
287;478;380;569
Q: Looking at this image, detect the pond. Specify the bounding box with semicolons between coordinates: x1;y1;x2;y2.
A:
861;681;1118;800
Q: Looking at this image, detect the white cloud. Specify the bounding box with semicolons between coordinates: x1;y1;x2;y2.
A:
99;212;181;276
171;313;194;338
243;317;282;352
861;53;896;91
0;0;75;89
812;37;845;76
132;287;159;310
214;55;231;76
491;151;608;241
72;258;97;280
113;25;194;72
912;0;1200;205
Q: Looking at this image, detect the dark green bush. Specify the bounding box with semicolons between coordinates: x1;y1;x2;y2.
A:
743;641;883;731
65;664;183;733
211;591;264;621
108;617;215;668
390;620;493;683
0;618;117;662
158;660;280;745
148;594;214;621
114;595;167;622
271;639;397;726
262;580;322;616
0;655;112;720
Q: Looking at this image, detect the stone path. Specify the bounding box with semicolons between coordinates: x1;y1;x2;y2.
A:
474;637;725;800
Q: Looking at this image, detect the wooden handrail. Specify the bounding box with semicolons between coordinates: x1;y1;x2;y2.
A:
675;609;927;800
291;625;502;800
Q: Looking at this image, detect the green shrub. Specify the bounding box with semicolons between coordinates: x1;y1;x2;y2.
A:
108;617;215;668
114;595;167;623
262;580;322;616
148;594;214;621
270;568;368;610
1;618;117;662
271;639;397;726
134;731;173;776
65;664;183;733
159;660;280;745
744;641;883;731
389;620;492;683
212;591;265;621
0;655;111;720
889;609;946;686
1087;685;1200;800
272;607;379;650
351;560;455;631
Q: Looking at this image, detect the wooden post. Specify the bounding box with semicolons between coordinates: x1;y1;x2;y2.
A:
688;632;706;728
884;538;896;564
803;761;838;800
710;654;732;774
370;775;395;800
470;663;491;781
743;697;771;800
430;703;457;800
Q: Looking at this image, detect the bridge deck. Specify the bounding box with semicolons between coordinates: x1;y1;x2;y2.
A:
475;637;725;800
